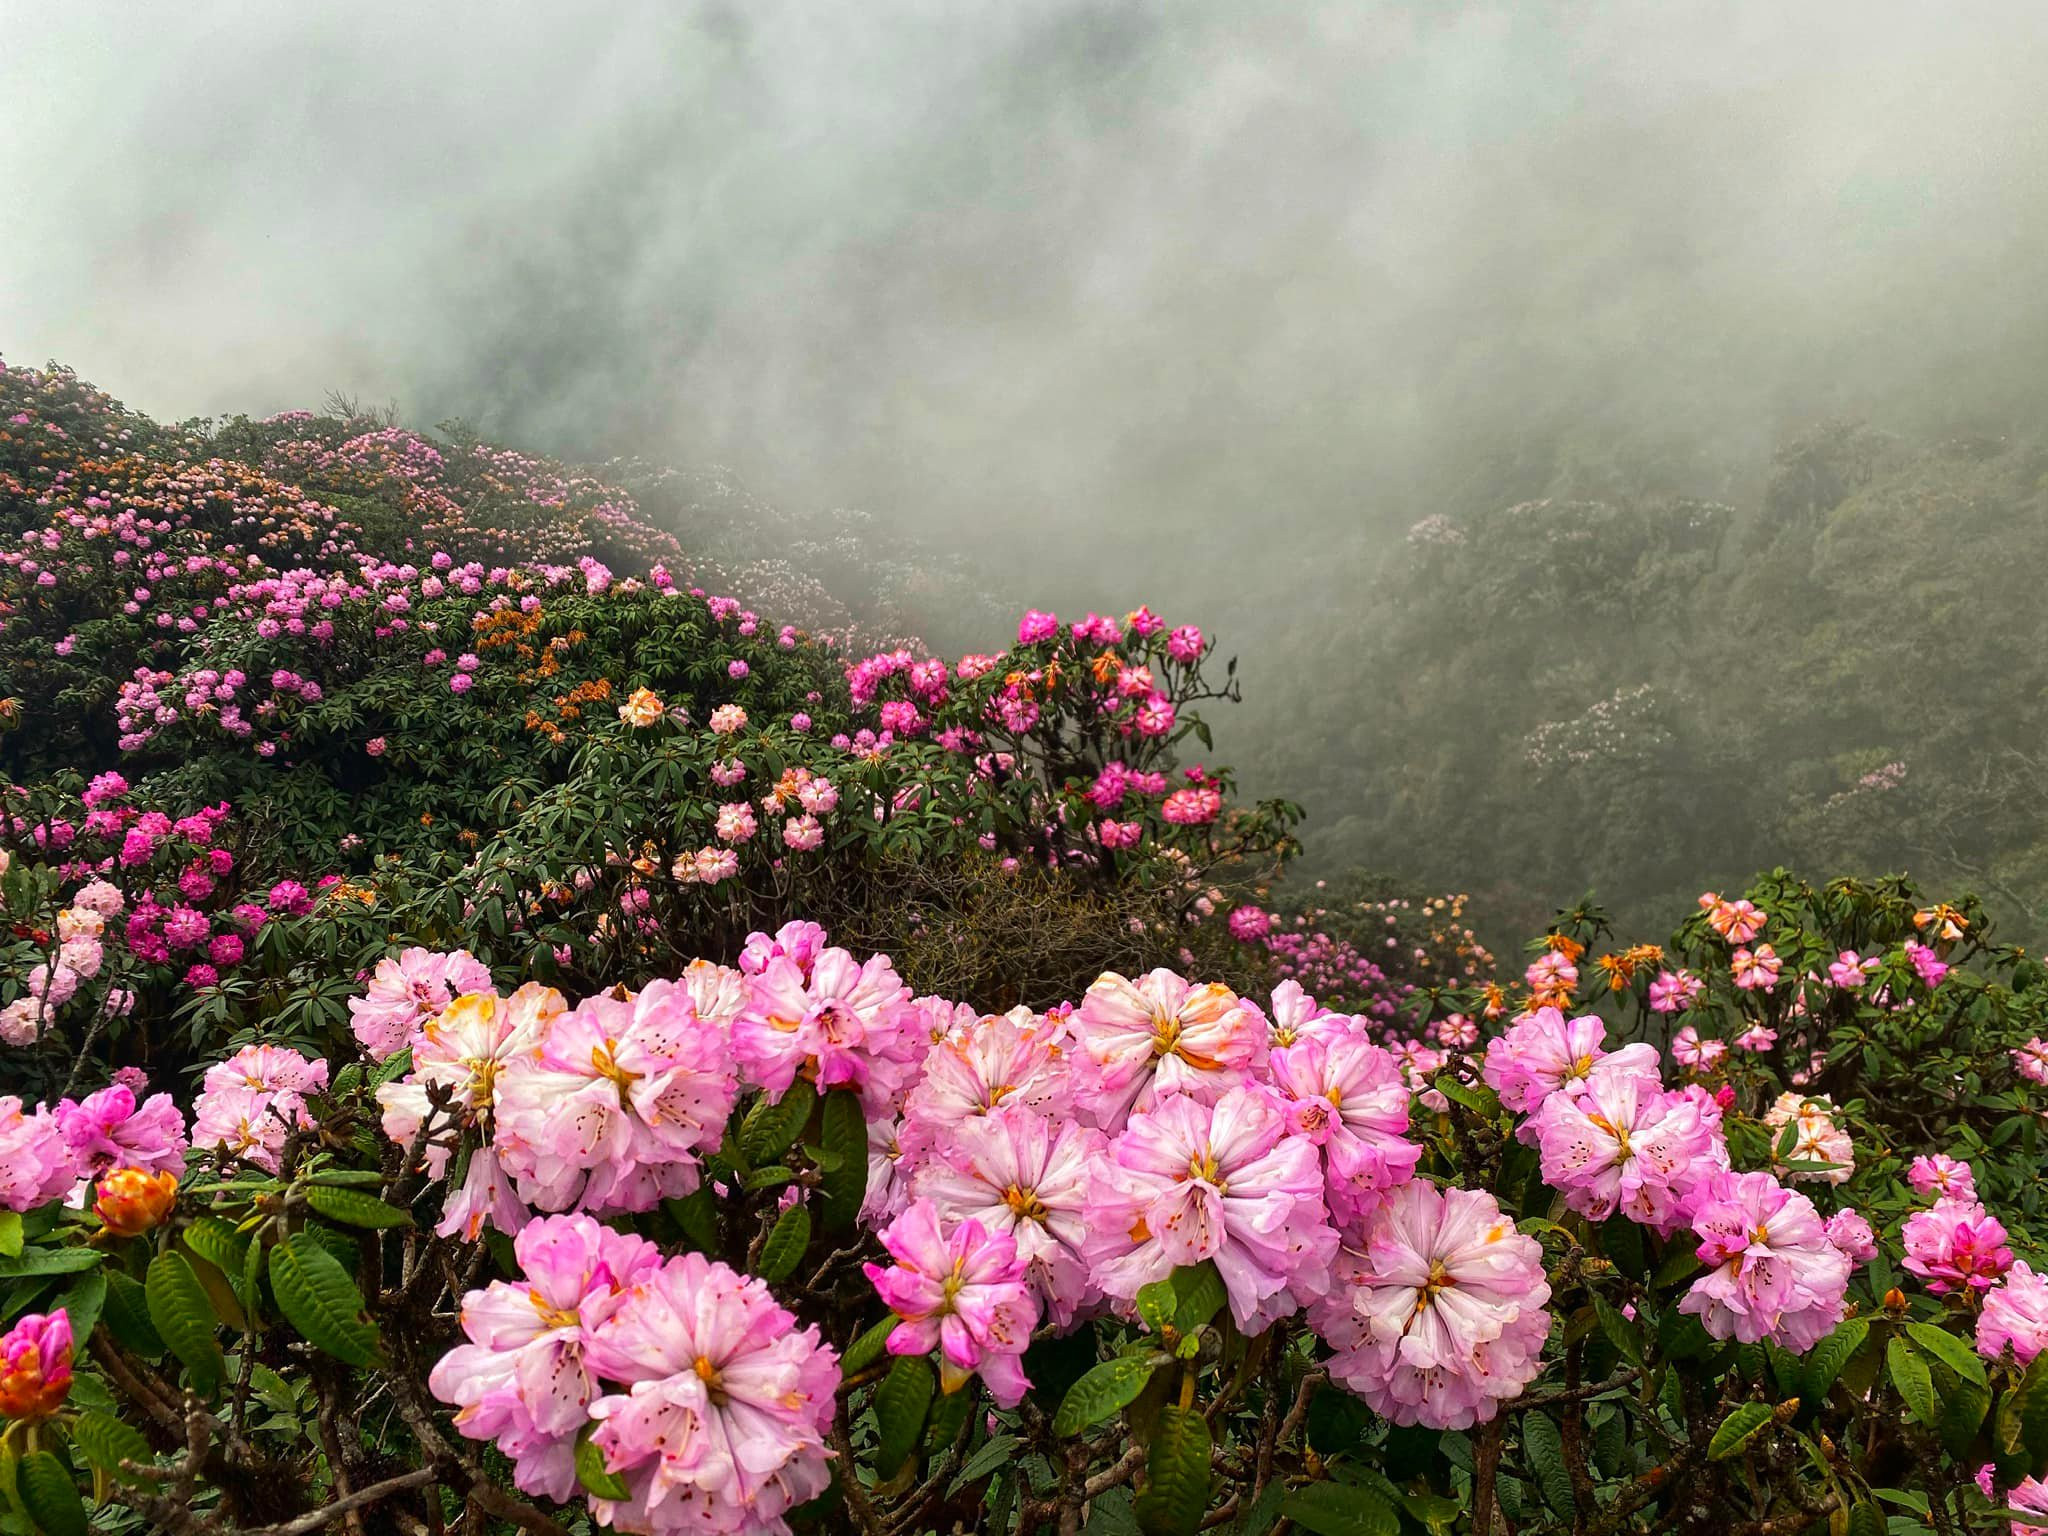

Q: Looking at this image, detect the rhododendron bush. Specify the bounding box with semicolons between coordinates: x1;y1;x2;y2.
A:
7;360;2048;1536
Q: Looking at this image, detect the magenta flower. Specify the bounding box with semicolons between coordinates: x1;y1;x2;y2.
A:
1647;969;1702;1015
865;1198;1039;1405
2014;1038;2048;1086
1532;1063;1721;1233
1903;1198;2013;1294
1908;1153;1977;1202
56;1082;187;1183
912;1108;1104;1327
1085;1087;1335;1332
1070;969;1266;1128
1979;1261;2048;1367
432;1214;663;1500
1680;1171;1851;1351
1311;1180;1551;1428
0;1311;72;1421
1730;943;1781;992
584;1253;838;1532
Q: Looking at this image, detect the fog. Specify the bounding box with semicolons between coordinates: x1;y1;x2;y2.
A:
10;3;2048;929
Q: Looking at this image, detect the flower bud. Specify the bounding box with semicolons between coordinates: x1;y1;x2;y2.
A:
1882;1286;1909;1317
95;1166;179;1237
0;1311;72;1420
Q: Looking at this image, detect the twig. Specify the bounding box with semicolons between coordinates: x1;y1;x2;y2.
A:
241;1468;437;1536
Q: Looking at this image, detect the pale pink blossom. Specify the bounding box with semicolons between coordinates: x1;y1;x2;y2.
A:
732;947;918;1115
1532;1063;1721;1233
1903;1198;2013;1294
1680;1171;1850;1351
1312;1180;1551;1428
347;947;493;1061
1266;1027;1421;1226
1979;1261;2048;1367
1069;969;1266;1128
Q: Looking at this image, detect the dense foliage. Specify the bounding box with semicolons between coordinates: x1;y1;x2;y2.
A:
3;356;2047;1536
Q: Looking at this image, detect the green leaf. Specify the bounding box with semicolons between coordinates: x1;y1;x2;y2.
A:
1939;1376;1991;1458
0;1212;22;1259
740;1087;816;1167
1844;1501;1887;1536
575;1425;629;1501
1906;1321;1988;1387
144;1251;222;1396
49;1269;106;1350
1707;1400;1777;1461
305;1186;413;1229
1280;1482;1397;1536
663;1188;717;1253
755;1203;811;1284
0;1249;100;1279
842;1316;897;1376
948;1434;1021;1495
1593;1297;1644;1368
1135;1403;1213;1536
1170;1262;1227;1333
1521;1411;1574;1514
874;1355;933;1476
1137;1281;1180;1337
1888;1338;1939;1426
818;1090;867;1230
68;1412;153;1482
269;1233;378;1366
180;1217;248;1279
17;1450;86;1536
102;1271;163;1357
1799;1318;1869;1404
1053;1355;1161;1437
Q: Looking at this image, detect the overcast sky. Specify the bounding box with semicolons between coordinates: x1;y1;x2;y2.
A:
6;1;2048;618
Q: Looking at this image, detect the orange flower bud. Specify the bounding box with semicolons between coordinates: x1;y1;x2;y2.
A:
94;1167;179;1238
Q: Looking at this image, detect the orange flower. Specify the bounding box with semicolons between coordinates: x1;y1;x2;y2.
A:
95;1167;180;1238
1544;933;1585;963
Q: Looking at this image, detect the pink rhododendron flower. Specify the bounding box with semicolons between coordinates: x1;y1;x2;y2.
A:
1481;1007;1660;1123
1312;1180;1551;1428
1262;980;1346;1048
1266;1027;1421;1226
1085;1086;1335;1332
1733;1021;1778;1053
0;1100;77;1212
496;983;736;1214
1903;1198;2013;1294
432;1214;662;1500
379;985;565;1239
1669;1025;1727;1071
1908;1153;1977;1202
1904;939;1949;989
1680;1171;1850;1351
865;1199;1039;1405
1827;950;1879;989
902;1009;1071;1133
1070;969;1266;1128
55;1083;187;1184
347;946;493;1061
1706;897;1766;945
192;1046;328;1174
1647;969;1702;1014
733;947;918;1114
1979;1261;2048;1367
1823;1208;1879;1265
584;1252;838;1535
1532;1063;1721;1233
1731;943;1781;992
739;921;829;979
2014;1038;2048;1086
911;1108;1103;1327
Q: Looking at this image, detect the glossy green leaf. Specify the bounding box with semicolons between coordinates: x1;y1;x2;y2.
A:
1053;1354;1160;1437
144;1251;222;1396
17;1450;86;1536
841;1315;897;1376
1135;1404;1212;1536
575;1426;629;1500
817;1089;867;1230
1279;1482;1397;1536
305;1185;413;1229
1888;1337;1938;1426
268;1232;377;1366
874;1355;933;1476
740;1087;816;1167
755;1203;811;1284
1707;1400;1776;1461
68;1412;153;1483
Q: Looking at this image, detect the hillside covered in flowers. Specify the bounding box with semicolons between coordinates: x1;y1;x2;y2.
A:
4;355;2048;1536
